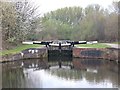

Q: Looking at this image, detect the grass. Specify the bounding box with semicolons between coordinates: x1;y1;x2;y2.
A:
0;44;42;56
76;43;110;48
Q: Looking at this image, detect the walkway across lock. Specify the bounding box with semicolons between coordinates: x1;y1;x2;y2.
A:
22;40;98;68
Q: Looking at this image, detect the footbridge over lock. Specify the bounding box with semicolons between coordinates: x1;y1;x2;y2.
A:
23;40;88;59
22;40;98;68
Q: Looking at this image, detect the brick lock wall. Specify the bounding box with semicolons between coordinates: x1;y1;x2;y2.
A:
73;48;119;61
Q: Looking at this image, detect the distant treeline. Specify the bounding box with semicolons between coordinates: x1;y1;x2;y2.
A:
1;1;119;49
40;3;119;42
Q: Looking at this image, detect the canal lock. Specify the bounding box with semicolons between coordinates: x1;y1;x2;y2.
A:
48;47;73;69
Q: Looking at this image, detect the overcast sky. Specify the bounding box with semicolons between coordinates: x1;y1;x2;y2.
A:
27;0;119;14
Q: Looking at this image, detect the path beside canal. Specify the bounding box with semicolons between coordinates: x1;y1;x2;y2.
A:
104;43;120;49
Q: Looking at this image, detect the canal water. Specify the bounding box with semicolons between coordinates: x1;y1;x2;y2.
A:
2;58;118;88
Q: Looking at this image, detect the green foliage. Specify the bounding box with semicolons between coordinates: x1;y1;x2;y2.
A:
1;1;40;49
40;3;118;42
41;7;83;40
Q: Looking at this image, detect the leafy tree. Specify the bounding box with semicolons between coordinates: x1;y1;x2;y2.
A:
1;0;40;49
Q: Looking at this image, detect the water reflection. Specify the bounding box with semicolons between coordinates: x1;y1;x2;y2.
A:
2;58;118;88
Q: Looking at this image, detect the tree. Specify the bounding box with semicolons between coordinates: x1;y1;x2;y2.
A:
41;7;83;40
1;0;41;49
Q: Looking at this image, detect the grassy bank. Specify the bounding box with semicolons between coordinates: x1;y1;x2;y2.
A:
0;44;42;56
76;43;110;48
